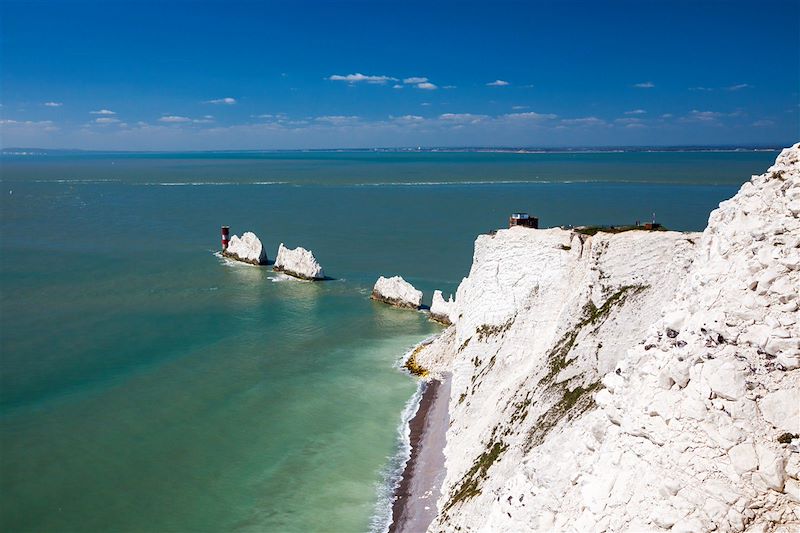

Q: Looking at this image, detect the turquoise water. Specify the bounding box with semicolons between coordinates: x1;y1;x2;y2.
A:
0;150;777;532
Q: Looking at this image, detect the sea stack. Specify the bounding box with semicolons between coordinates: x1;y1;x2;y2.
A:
371;276;423;309
273;243;325;280
430;290;456;325
222;232;268;265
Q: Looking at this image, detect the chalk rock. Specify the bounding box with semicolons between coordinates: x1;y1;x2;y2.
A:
223;232;268;265
273;243;325;280
430;290;456;324
701;359;746;400
729;441;759;474
371;276;423;309
756;444;786;491
759;389;800;434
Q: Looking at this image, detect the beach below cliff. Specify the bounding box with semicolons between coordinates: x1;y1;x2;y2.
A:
389;375;451;533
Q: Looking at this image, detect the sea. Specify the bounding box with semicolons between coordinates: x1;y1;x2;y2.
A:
0;149;779;532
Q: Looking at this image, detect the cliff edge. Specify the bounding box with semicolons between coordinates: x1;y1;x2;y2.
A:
413;143;800;532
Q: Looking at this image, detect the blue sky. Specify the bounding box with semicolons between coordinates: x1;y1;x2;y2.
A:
1;0;798;149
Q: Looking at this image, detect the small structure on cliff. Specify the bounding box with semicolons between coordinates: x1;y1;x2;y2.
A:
273;243;325;280
509;212;539;229
371;276;423;309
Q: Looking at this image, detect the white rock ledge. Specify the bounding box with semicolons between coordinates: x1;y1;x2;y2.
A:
371;276;423;309
430;290;456;325
222;232;268;265
273;243;325;280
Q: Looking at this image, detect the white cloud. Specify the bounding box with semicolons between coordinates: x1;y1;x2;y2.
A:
661;113;674;119
403;77;428;84
686;110;723;122
503;111;558;120
634;81;655;88
689;86;714;92
90;109;116;115
416;82;438;90
43;102;63;107
725;83;751;91
392;84;404;89
560;116;606;126
439;113;488;124
511;105;529;110
159;115;192;123
420;102;432;106
314;115;360;125
486;80;510;87
391;115;425;123
94;117;120;124
624;109;646;115
327;73;397;84
205;97;237;105
752;119;774;127
442;85;457;89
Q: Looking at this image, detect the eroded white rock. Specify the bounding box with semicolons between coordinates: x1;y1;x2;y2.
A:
273;243;325;280
759;389;800;434
430;290;456;325
371;276;423;309
223;231;268;265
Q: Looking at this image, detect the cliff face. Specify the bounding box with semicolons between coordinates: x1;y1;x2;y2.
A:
415;144;800;532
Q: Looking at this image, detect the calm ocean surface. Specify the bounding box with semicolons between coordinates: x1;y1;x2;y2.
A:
0;150;777;532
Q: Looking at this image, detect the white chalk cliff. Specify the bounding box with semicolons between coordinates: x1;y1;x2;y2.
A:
223;231;268;265
273;243;325;280
372;276;424;309
414;144;800;532
430;290;456;325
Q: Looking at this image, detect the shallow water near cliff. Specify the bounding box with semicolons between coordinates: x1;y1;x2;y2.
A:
0;150;777;531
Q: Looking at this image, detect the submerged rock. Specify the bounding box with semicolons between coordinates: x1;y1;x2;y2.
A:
222;232;268;265
430;290;456;325
273;243;325;280
371;276;423;309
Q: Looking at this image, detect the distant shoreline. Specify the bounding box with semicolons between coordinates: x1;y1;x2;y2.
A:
0;146;784;156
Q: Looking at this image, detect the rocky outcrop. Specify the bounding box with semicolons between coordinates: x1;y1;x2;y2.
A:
273;243;325;280
222;231;268;265
430;290;456;325
372;276;423;309
412;144;800;532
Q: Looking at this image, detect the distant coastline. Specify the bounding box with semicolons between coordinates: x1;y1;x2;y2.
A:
0;145;785;157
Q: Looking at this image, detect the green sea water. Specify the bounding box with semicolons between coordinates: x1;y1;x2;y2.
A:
0;150;778;532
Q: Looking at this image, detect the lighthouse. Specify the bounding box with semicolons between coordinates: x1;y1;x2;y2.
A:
221;226;230;250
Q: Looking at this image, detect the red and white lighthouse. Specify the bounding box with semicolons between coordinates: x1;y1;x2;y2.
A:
221;226;230;250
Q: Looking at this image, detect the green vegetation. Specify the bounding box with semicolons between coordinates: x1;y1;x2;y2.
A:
445;441;508;510
476;316;515;341
573;225;668;236
403;345;429;377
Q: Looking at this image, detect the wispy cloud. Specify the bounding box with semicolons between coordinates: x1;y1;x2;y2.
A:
486;80;510;87
314;115;360;125
391;115;425;123
681;110;725;122
442;85;457;89
94;117;120;124
689;86;714;92
633;81;655;88
43;101;63;107
752;119;774;127
503;111;558;120
560;116;606;126
416;82;438;90
159;115;192;123
624;109;646;115
511;105;529;110
403;77;428;84
439;113;488;123
205;97;237;105
725;83;751;91
392;84;404;89
327;73;397;84
90;109;116;115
